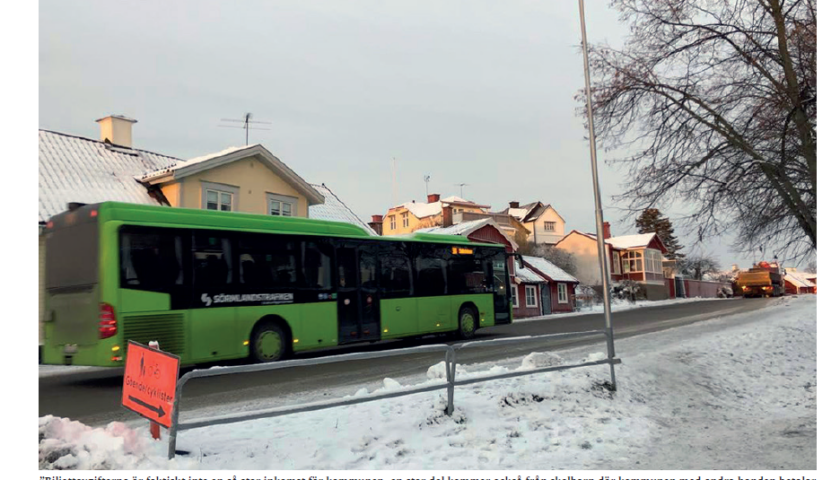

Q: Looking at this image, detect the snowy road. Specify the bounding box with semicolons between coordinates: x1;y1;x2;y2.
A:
39;297;772;428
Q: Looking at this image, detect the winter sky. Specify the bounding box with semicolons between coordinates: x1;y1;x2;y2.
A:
37;1;807;269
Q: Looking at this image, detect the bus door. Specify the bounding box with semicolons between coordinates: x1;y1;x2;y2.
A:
336;244;380;343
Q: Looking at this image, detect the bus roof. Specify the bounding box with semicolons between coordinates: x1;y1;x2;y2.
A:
74;202;503;248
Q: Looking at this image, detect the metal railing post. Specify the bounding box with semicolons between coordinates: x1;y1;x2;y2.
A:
445;347;456;416
167;374;188;460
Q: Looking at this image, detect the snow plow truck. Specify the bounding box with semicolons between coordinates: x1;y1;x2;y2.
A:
735;261;785;298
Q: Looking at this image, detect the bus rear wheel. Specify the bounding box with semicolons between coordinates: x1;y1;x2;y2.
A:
458;306;478;340
250;322;289;363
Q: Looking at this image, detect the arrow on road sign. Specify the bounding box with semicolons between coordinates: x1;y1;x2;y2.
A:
128;395;165;418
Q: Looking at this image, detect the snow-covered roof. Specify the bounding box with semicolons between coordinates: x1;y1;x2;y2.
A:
522;256;578;283
39;130;181;223
394;196;489;219
308;184;377;236
514;262;546;284
416;217;518;250
136;145;252;180
606;233;657;250
785;271;815;289
137;144;324;205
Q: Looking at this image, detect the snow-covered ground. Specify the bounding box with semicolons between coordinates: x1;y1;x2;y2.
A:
38;295;816;470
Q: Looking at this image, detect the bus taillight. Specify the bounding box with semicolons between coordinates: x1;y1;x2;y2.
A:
98;303;117;339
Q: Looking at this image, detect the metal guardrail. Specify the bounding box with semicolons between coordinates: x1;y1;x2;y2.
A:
167;329;621;458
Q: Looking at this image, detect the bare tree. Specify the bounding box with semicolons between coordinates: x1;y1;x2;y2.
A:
518;242;578;277
587;0;816;260
680;254;722;280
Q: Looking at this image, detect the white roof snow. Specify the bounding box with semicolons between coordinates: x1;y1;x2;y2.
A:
605;232;657;250
308;184;377;236
39;130;181;223
785;271;815;289
514;262;547;284
399;201;443;219
416;218;518;250
522;256;578;283
137;145;251;180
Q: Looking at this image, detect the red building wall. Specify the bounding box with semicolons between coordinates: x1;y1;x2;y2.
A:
513;283;542;318
551;283;575;313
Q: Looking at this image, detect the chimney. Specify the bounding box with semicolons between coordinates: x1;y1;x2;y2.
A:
602;222;611;239
368;215;383;235
96;115;137;148
509;201;519;209
442;205;453;227
427;193;440;203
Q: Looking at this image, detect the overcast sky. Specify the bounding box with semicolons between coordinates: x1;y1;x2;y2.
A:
39;0;772;269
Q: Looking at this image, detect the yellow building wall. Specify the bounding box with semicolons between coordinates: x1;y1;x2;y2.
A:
174;155;309;217
382;207;441;235
161;183;181;207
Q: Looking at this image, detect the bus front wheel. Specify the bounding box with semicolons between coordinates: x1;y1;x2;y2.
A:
458;306;478;340
250;322;289;363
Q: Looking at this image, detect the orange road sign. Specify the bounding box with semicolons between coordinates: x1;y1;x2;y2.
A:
121;341;180;428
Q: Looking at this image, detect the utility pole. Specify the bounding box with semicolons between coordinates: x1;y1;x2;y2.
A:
578;0;617;389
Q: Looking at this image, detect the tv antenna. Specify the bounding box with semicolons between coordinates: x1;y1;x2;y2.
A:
454;183;469;198
219;112;271;145
424;175;431;196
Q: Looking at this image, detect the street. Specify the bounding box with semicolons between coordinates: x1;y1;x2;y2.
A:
39;297;774;427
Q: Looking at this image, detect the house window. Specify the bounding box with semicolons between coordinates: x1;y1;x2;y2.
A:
267;193;298;217
644;249;663;273
525;285;537;307
401;212;409;228
511;285;519;308
558;283;568;303
389;215;396;230
622;250;643;272
544;221;555;232
613;251;621;275
202;182;238;212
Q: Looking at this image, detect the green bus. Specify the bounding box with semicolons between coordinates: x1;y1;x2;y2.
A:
42;202;512;367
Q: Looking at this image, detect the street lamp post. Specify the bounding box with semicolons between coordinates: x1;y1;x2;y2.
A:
578;0;617;388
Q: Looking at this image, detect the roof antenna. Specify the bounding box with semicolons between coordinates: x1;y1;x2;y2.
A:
454;183;469;198
219;113;271;145
424;175;431;196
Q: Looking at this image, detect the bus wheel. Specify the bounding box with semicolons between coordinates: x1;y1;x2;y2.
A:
458;306;478;340
250;323;288;363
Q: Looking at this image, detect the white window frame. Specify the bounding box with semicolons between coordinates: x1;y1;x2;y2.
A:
389;215;396;230
612;251;621;275
525;285;537;307
267;193;298;217
201;181;239;212
558;283;568;303
511;285;519;308
622;250;643;273
544;221;555;232
401;212;409;228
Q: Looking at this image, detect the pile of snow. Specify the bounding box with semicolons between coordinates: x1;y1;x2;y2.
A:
39;296;816;470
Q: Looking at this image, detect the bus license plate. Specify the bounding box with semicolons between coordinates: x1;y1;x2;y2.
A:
63;344;78;354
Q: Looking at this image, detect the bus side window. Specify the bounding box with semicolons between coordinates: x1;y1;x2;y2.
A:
415;244;447;296
120;229;184;293
238;234;297;289
301;241;333;290
194;234;232;288
379;242;412;298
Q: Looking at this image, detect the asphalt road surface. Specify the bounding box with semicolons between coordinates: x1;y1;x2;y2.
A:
39;297;775;427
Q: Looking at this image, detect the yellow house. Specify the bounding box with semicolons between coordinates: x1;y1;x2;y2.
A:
381;194;491;235
137;143;325;216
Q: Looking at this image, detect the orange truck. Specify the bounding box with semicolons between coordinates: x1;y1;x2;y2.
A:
735;261;785;298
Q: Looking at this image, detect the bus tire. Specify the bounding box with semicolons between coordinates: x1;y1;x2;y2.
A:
250;321;290;363
457;306;478;340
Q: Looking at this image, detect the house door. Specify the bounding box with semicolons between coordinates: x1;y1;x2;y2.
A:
674;276;686;298
540;284;552;315
336;245;380;344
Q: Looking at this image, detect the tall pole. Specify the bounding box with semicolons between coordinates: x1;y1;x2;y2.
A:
578;0;617;388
